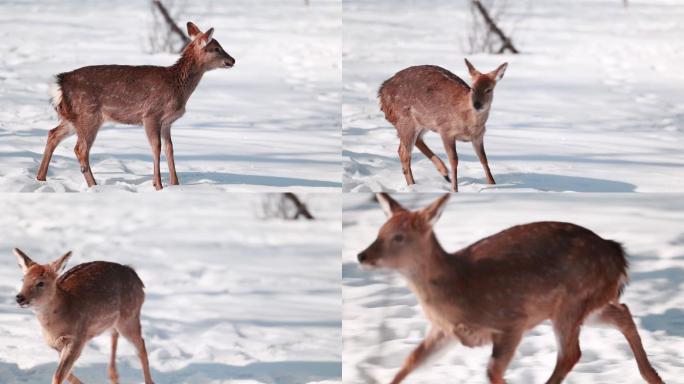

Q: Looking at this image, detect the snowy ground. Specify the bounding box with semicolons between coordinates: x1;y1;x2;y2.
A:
0;0;341;192
0;193;341;384
342;0;684;192
343;194;684;383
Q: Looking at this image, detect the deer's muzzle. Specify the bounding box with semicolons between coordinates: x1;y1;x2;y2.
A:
15;294;29;307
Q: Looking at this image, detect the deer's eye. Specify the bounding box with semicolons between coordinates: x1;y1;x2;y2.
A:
391;233;405;244
36;281;45;288
485;89;493;94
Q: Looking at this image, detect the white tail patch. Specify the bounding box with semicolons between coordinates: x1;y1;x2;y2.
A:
49;81;63;108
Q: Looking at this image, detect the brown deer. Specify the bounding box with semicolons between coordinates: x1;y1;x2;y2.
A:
357;194;664;384
36;22;235;190
13;248;154;384
378;59;507;192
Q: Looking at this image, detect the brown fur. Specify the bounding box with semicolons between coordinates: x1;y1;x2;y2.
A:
37;22;235;190
358;194;663;384
14;249;154;384
378;59;507;191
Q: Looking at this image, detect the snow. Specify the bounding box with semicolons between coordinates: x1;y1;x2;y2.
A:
342;0;684;192
0;193;341;384
0;0;341;192
342;193;684;383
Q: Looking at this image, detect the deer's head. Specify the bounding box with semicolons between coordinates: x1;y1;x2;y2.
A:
465;59;507;112
186;22;235;71
357;194;450;273
13;249;72;310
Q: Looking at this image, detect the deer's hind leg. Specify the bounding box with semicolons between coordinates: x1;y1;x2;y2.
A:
37;122;75;181
108;330;120;384
440;132;459;192
117;312;155;384
415;133;450;182
73;117;102;188
396;125;417;186
545;308;586;384
593;303;663;384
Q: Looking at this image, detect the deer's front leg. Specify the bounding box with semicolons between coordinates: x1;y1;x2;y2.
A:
487;330;523;384
390;328;449;384
161;124;179;186
143;118;163;190
53;337;85;384
441;133;459;192
472;135;495;185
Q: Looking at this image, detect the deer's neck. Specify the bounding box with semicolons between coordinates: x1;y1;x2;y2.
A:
170;50;206;103
402;233;452;286
34;289;68;327
404;235;468;327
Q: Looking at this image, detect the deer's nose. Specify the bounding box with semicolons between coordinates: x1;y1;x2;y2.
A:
15;294;26;304
473;101;483;110
357;252;368;263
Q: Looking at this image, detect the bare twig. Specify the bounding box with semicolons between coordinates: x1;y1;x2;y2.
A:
258;194;315;220
472;0;519;54
152;0;190;45
283;193;314;220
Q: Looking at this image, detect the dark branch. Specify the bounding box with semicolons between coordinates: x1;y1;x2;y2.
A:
472;0;519;54
283;193;314;220
152;0;191;46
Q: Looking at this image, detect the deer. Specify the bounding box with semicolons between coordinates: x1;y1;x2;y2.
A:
378;59;507;192
12;248;155;384
357;193;664;384
36;22;235;190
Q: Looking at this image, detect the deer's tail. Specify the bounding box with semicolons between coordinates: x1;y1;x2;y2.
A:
50;74;73;121
608;240;629;298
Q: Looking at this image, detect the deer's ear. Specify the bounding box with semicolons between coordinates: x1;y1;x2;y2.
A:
14;248;36;274
195;28;214;48
187;22;202;39
420;194;450;227
49;251;72;274
204;28;214;42
490;62;508;82
465;58;480;78
376;193;407;217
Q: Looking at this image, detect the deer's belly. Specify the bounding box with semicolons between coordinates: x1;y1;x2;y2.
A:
452;323;494;347
423;306;495;347
86;312;120;340
422;124;486;143
102;107;144;126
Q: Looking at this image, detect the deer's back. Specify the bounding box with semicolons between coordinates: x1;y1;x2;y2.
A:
58;261;145;316
58;65;181;125
378;65;470;127
425;222;627;331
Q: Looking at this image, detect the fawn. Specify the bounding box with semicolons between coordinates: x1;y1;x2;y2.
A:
378;59;507;192
357;194;664;384
36;22;235;190
13;248;154;384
